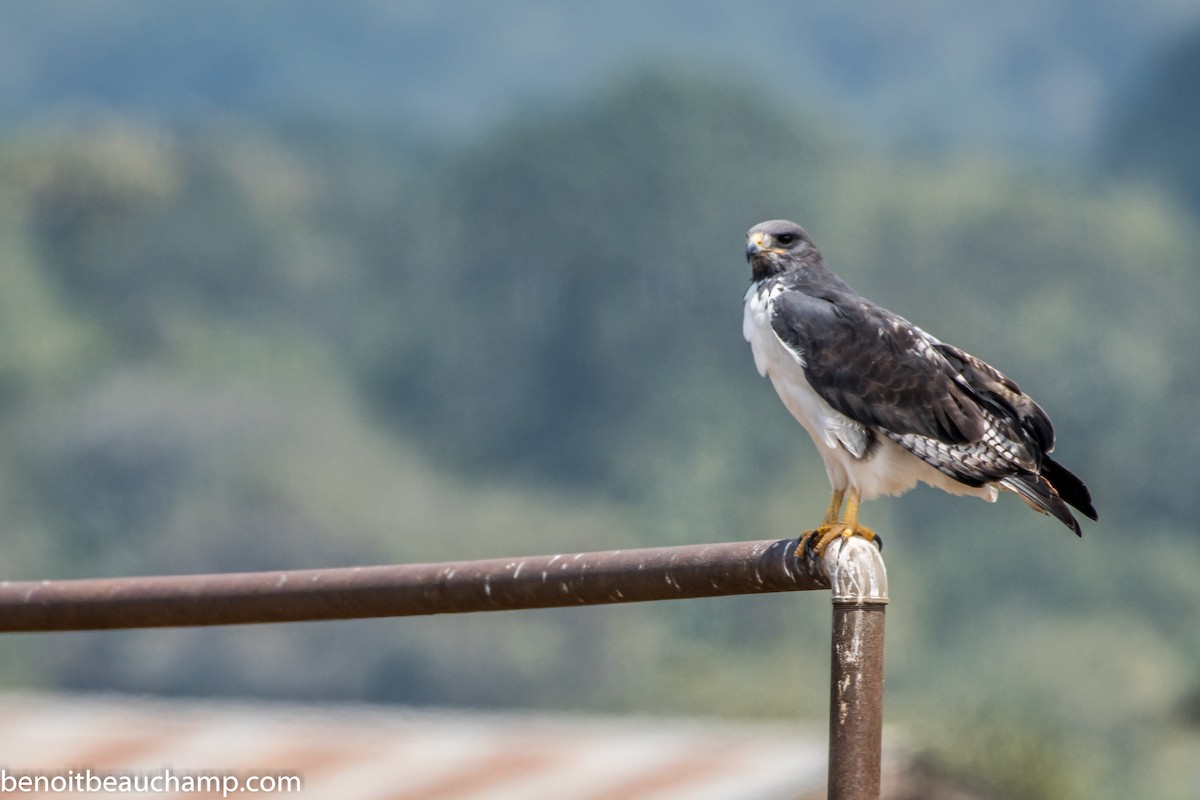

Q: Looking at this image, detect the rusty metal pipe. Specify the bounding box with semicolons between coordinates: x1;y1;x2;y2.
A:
0;537;826;632
823;535;889;800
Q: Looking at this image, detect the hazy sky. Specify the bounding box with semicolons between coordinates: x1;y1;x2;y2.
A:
2;1;1198;156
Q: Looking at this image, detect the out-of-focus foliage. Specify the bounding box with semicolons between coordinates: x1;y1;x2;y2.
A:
1;61;1199;797
1108;27;1200;214
363;73;840;506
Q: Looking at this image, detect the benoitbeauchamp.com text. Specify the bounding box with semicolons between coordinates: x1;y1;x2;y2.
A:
0;768;302;796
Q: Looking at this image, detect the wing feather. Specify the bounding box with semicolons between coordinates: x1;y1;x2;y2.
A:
934;341;1055;454
769;291;986;444
766;286;1097;528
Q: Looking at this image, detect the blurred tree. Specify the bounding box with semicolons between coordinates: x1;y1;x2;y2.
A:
364;70;843;515
1107;26;1200;213
359;68;1200;540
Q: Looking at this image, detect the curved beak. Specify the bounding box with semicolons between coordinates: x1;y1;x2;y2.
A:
746;231;782;261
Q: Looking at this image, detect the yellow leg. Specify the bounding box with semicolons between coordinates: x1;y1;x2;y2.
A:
811;487;876;557
795;488;846;558
818;488;845;526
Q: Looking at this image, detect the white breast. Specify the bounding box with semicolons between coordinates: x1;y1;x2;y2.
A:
743;283;854;482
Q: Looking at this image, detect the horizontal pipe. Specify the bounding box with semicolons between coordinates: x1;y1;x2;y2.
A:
0;537;827;632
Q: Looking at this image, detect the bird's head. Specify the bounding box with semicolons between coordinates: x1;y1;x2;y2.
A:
745;219;821;282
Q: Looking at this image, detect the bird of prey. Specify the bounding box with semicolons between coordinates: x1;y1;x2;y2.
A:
742;219;1097;556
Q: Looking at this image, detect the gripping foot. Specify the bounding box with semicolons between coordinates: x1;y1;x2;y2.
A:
800;523;878;559
793;487;882;559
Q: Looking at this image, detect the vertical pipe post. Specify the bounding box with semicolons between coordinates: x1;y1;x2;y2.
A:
822;535;889;800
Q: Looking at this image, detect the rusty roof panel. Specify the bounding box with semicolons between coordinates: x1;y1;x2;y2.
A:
0;693;891;799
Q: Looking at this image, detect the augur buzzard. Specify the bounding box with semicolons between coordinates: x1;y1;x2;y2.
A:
742;219;1097;556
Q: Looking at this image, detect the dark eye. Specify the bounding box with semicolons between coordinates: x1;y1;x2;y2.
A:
775;233;799;246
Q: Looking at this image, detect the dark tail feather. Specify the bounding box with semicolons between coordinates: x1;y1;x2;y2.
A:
1001;474;1083;536
1040;457;1098;521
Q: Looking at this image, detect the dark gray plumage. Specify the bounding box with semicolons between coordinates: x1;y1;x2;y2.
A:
742;219;1096;551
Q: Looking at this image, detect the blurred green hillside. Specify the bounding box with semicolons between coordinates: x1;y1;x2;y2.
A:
0;67;1198;797
1109;26;1200;216
1;4;1200;798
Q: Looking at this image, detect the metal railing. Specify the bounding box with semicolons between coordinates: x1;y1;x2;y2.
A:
0;534;888;800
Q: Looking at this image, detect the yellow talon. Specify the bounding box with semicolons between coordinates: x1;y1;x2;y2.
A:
795;487;875;558
811;522;877;557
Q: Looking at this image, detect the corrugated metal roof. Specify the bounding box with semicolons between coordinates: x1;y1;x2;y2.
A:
0;692;940;799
